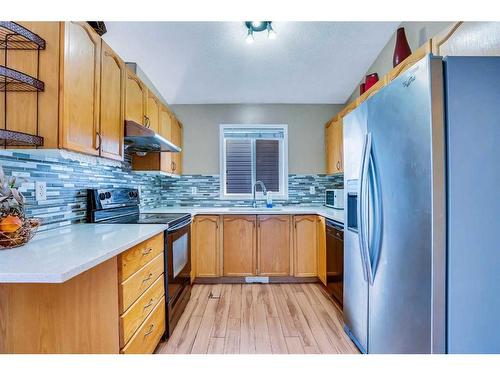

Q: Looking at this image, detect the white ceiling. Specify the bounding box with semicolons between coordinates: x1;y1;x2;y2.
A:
103;22;399;104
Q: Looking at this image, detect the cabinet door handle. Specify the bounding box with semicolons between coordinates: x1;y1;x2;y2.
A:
142;248;153;256
144;324;155;336
142;273;153;283
95;132;102;151
336;161;340;170
143;298;154;309
144;116;150;128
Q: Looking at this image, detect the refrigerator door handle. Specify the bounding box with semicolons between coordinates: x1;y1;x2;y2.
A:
367;142;383;285
358;133;372;283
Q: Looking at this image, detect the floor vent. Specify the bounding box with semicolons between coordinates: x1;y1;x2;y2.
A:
208;292;220;299
244;276;270;284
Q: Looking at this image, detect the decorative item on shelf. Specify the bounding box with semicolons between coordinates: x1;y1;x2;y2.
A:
365;73;379;91
360;82;366;95
0;165;40;249
393;27;412;67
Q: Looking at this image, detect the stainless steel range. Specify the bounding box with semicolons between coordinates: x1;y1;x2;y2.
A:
87;188;192;338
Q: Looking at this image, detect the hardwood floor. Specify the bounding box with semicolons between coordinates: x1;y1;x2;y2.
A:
155;283;359;354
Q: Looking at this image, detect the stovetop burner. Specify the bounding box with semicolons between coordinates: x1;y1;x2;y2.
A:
137;213;191;227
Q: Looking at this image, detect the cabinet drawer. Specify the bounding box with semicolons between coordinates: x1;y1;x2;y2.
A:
118;233;163;282
120;274;165;347
119;253;164;313
121;297;165;354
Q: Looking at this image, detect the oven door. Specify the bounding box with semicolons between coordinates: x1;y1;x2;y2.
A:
165;218;192;308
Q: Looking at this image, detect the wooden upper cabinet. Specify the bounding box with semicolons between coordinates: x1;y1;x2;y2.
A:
159;106;173;173
170;117;183;174
294;215;318;277
159;106;172;140
257;215;291;276
193;216;221;278
99;41;125;161
223;215;256;276
146;90;160;133
60;21;101;155
326;119;343;174
125;71;147;125
317;216;327;286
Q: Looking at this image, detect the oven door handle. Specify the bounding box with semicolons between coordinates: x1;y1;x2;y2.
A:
167;217;192;232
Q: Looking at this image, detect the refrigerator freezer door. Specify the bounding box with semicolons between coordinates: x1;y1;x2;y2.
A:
366;56;444;353
445;57;500;354
343;101;369;353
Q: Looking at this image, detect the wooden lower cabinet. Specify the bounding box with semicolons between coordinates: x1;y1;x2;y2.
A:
223;215;256;276
119;275;164;347
193;215;221;278
0;233;166;354
294;215;318;277
121;297;166;354
257;215;291;276
0;257;120;354
192;214;322;280
117;233;166;354
317;216;327;285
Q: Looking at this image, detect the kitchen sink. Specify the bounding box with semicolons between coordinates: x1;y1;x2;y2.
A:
226;207;284;211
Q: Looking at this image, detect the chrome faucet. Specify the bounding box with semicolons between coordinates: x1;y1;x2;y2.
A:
252;180;267;208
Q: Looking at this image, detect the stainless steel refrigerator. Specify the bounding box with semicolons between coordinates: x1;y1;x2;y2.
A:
343;55;500;354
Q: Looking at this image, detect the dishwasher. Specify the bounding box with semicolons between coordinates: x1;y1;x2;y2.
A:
326;218;344;307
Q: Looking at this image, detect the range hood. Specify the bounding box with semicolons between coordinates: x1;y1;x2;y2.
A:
124;120;181;154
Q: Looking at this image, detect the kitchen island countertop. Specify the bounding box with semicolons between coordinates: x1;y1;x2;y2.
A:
0;223;166;283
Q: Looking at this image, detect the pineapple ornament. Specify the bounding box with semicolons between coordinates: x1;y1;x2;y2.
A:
0;165;40;249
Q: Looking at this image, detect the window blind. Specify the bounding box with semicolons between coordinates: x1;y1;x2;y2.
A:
255;139;280;192
225;139;252;194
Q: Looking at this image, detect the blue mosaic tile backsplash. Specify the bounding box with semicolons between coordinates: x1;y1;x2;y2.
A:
0;150;343;231
159;174;343;207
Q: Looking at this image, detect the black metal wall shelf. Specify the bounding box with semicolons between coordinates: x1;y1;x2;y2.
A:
0;65;45;92
1;22;46;147
0;21;46;50
0;129;43;147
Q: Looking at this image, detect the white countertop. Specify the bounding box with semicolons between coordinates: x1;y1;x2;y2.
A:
0;206;343;284
0;224;166;283
142;205;345;224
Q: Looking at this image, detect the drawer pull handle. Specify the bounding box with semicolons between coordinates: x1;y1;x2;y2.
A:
143;298;154;309
142;248;153;256
144;324;155;336
142;273;153;283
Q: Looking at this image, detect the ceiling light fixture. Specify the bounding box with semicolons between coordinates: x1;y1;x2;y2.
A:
267;23;277;40
244;21;276;43
245;28;254;44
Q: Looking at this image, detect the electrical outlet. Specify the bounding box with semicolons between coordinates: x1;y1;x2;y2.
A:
35;181;47;201
309;186;316;195
191;186;197;195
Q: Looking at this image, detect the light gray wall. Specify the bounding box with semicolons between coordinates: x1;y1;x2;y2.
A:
170;104;342;175
347;21;453;103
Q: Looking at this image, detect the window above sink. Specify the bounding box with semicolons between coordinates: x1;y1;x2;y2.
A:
219;124;288;201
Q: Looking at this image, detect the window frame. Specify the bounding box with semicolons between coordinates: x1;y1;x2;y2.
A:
219;124;288;200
